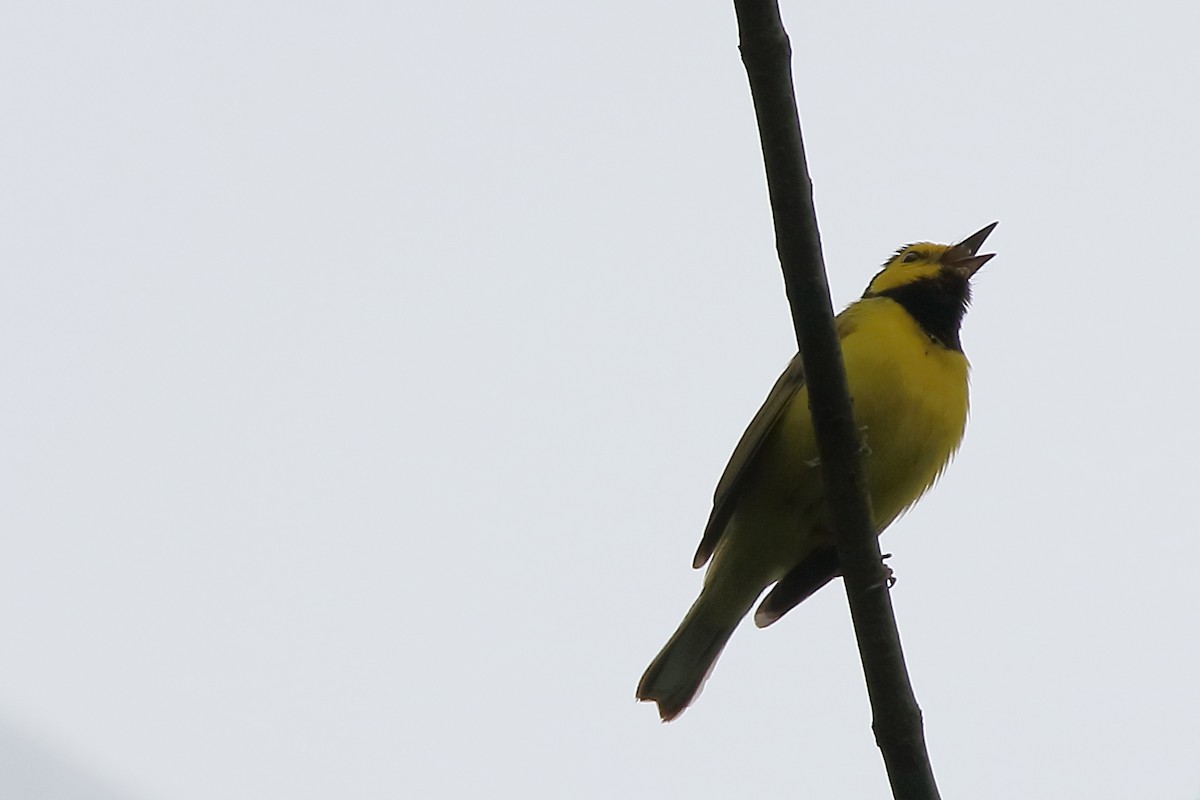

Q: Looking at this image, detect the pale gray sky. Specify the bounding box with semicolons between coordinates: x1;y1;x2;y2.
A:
2;1;1198;798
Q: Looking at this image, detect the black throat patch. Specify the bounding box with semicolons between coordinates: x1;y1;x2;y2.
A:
873;272;971;352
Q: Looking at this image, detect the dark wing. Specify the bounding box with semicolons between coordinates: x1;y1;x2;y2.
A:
753;546;840;626
691;353;807;569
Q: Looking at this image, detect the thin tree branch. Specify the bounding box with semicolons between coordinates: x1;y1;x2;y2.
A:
730;2;941;797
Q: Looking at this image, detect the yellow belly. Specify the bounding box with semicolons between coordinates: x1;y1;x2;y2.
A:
707;297;969;588
840;298;970;529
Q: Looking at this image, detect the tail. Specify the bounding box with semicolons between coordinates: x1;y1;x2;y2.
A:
636;591;749;721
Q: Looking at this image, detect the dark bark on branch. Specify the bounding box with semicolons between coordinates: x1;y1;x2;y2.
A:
730;2;941;798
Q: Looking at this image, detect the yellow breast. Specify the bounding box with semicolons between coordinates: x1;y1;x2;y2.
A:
838;297;970;529
705;296;971;584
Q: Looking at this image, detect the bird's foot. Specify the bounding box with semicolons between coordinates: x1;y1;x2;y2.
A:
858;425;873;456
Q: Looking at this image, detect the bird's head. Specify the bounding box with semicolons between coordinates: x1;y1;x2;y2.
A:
864;222;997;296
861;222;998;351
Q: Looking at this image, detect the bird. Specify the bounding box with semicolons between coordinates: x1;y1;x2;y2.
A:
636;223;997;721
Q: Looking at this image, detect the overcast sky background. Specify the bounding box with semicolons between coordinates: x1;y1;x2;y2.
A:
2;1;1199;798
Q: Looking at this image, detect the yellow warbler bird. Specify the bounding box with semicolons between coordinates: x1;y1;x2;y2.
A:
637;223;997;721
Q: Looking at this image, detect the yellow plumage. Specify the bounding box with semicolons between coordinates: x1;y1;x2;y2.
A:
637;224;997;721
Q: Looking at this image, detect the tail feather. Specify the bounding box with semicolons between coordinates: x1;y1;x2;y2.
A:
636;593;745;721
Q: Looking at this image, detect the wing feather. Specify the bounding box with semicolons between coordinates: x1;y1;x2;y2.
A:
691;312;861;570
691;353;807;568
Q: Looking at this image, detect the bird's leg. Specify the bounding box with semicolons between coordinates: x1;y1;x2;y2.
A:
880;552;896;588
858;425;872;456
865;553;896;591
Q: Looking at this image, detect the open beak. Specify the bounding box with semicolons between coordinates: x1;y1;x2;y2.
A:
942;221;998;278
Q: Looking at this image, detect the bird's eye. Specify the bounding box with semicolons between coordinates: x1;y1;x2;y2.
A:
901;252;920;264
